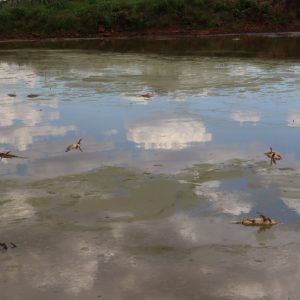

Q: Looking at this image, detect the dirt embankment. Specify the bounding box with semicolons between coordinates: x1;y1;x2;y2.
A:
1;23;300;42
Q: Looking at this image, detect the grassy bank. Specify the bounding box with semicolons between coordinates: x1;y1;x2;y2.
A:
0;0;299;36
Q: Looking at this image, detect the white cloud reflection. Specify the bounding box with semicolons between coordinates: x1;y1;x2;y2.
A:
281;197;300;214
231;110;260;125
194;180;252;215
0;125;76;151
0;63;37;88
228;65;263;77
102;129;118;136
258;169;300;216
0;95;74;151
0;103;42;127
127;118;212;150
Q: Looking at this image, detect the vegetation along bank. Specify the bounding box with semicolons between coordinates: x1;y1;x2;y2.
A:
0;0;299;38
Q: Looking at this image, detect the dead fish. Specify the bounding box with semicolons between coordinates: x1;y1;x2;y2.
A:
7;93;16;97
140;93;153;99
0;151;27;160
65;138;83;152
233;212;280;226
264;147;282;165
0;242;17;251
0;243;8;250
27;94;40;98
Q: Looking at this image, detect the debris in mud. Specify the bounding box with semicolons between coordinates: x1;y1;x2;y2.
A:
27;94;40;98
65;138;83;152
233;212;280;226
7;93;16;97
0;243;7;250
264;147;282;165
0;151;27;160
10;242;17;248
140;92;153;99
0;242;16;251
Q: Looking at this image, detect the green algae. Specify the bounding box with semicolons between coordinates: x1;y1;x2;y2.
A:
0;164;248;229
179;163;245;185
26;197;52;207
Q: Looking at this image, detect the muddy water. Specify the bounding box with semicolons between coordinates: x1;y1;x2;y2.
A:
0;35;300;299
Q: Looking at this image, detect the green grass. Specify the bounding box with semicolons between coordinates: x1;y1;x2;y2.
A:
0;0;299;35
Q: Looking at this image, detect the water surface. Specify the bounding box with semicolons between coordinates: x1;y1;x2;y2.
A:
0;35;300;300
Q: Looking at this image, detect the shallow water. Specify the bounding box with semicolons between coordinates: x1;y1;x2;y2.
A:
1;35;300;300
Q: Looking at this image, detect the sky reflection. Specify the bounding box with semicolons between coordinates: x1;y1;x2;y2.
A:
127;117;212;150
0;46;299;178
0;62;37;88
230;110;260;125
1;36;300;300
194;180;252;215
0;97;75;152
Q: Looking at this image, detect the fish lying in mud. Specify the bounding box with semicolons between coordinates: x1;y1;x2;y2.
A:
7;93;16;97
0;151;27;160
233;213;280;226
27;94;40;98
140;92;153;99
65;138;83;152
0;242;16;251
264;147;282;165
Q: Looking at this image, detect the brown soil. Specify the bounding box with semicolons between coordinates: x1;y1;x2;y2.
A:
0;24;300;42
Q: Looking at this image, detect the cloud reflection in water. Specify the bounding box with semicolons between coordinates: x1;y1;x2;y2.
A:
0;102;76;151
127;118;212;150
0;62;37;88
194;180;252;215
231;110;260;125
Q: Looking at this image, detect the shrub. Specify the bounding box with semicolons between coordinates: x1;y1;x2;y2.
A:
0;0;298;35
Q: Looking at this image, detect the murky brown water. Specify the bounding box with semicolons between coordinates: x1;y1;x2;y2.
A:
1;35;300;300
